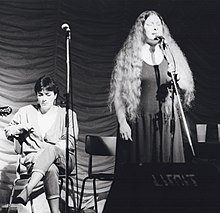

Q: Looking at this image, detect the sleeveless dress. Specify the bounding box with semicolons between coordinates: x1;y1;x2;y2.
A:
116;59;185;165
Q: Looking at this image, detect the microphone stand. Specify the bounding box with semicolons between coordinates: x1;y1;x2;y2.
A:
160;39;195;158
169;82;175;162
62;23;75;213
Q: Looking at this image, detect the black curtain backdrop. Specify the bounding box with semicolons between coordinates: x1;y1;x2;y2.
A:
0;0;220;206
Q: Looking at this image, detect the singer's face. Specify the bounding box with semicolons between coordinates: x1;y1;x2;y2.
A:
37;89;57;113
144;14;163;41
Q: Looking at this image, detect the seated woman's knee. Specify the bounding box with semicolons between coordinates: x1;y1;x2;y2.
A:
45;144;64;158
46;164;59;177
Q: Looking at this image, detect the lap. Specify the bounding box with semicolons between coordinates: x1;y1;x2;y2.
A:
21;145;75;174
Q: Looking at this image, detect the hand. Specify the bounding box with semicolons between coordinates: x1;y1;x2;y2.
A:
17;123;34;134
119;120;132;141
4;123;34;138
167;62;175;74
167;63;180;82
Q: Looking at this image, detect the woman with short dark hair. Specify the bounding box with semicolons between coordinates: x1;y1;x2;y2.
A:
5;75;79;213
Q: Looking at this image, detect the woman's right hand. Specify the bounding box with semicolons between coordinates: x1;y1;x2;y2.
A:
13;124;34;137
4;123;34;138
119;120;132;141
17;123;34;134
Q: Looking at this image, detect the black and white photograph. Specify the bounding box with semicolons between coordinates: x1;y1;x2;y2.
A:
0;0;220;212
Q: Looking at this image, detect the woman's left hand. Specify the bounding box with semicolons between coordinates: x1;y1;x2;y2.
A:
168;63;180;81
119;120;132;141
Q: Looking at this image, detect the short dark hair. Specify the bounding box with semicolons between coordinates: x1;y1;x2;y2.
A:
34;75;59;97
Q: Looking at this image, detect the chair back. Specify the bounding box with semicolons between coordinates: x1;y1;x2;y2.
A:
85;135;116;156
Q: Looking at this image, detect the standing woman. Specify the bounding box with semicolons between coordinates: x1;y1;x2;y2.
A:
5;75;79;213
109;10;194;164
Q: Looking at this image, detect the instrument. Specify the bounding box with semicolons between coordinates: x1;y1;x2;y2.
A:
0;106;12;117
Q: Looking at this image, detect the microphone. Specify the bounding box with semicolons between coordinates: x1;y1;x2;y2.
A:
61;23;71;39
155;36;165;41
61;23;70;31
155;36;167;49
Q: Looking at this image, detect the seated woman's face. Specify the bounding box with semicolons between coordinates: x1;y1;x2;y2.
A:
37;89;57;113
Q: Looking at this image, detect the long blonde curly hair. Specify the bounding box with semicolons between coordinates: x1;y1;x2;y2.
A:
109;10;195;121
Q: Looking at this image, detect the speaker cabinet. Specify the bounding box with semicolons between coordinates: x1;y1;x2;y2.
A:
103;163;220;213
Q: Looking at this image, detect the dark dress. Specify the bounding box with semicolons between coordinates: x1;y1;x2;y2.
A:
116;59;185;165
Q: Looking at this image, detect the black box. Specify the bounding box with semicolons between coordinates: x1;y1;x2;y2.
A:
103;163;220;213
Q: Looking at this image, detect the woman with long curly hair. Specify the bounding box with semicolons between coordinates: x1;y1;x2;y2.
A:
109;10;194;164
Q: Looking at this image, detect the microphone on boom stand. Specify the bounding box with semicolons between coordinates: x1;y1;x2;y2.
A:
61;23;79;213
156;34;195;158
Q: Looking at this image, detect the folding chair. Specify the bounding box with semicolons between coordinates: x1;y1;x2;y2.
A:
7;138;43;213
78;135;116;213
7;138;76;213
59;172;77;211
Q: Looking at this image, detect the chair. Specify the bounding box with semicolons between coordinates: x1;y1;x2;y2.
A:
59;172;77;211
7;138;42;213
7;138;76;213
78;135;116;213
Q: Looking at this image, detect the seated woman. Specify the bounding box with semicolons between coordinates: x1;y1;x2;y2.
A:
4;75;79;213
